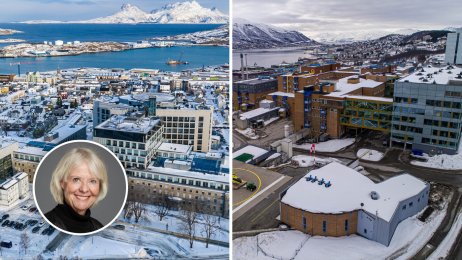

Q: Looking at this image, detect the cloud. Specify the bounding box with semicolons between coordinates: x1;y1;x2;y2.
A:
233;0;462;37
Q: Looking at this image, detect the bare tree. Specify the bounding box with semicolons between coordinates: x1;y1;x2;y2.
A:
179;202;200;248
201;210;220;248
132;202;145;223
153;194;171;221
20;232;30;254
123;200;134;220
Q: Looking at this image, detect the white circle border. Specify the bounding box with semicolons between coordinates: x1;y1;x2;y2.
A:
32;139;128;236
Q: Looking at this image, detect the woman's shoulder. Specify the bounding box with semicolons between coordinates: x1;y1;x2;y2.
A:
90;217;104;229
45;206;67;229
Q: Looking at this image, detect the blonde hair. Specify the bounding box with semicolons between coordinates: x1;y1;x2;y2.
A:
50;147;108;206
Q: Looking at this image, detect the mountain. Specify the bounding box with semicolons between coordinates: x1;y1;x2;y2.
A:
233;18;314;50
149;1;227;23
312;29;420;44
22;1;228;24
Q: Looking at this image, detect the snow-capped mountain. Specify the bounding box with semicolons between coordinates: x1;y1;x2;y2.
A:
22;1;228;24
233;18;314;50
149;1;227;24
312;29;421;44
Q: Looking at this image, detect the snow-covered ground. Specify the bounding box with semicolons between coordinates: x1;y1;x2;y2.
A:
357;148;384;161
411;153;462;170
428;209;462;259
291;155;338;167
235;128;259;139
294;138;355;152
234;204;447;260
120;204;229;243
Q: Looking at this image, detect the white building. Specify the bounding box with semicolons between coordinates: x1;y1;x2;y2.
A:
0;172;29;207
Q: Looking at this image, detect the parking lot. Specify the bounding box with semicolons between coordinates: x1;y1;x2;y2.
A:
0;196;58;255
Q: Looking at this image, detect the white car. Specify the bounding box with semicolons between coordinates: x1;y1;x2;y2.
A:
20;205;30;210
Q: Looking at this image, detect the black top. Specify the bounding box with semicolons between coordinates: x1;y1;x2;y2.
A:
45;203;103;233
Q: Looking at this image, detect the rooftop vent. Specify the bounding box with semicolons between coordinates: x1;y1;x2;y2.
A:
423;79;429;82
370;191;379;200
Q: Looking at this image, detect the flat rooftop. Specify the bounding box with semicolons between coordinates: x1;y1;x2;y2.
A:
235;78;277;85
157;142;192;154
145;165;228;184
96;115;161;134
239;107;279;120
345;95;393;103
398;65;462;85
281;162;427;222
325;76;383;98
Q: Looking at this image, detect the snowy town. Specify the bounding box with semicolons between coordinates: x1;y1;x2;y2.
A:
232;27;462;259
0;64;230;259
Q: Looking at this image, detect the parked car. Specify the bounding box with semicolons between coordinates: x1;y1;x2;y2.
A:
2;220;9;227
29;207;37;213
1;214;9;220
113;224;125;230
0;241;12;248
41;228;49;235
32;226;40;233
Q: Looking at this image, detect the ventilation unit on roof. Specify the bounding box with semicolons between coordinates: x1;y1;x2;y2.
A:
318;178;325;185
311;176;318;183
370;191;379;200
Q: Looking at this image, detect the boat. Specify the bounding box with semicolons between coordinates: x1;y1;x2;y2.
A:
166;52;188;65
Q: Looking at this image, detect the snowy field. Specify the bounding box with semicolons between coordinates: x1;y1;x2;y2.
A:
294;138;355;152
234;204;447;260
357;148;384;161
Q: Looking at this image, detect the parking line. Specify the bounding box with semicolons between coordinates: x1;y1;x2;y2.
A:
233;168;262;207
250;198;279;223
233;176;285;214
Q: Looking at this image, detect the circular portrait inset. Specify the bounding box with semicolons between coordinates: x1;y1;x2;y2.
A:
33;140;127;235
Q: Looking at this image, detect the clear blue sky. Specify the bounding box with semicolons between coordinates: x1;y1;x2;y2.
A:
0;0;228;22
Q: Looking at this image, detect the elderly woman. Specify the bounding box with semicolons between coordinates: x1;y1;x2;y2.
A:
45;148;108;233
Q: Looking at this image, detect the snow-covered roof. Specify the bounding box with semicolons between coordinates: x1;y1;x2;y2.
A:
281;162;427;221
398;65;462;85
15;146;47;157
239;107;279;120
345;95;393;103
268;91;295;98
233;145;268;160
13;172;28;180
96;115;161;134
145;165;228;184
157;142;191;154
0;179;18;190
324;76;383;98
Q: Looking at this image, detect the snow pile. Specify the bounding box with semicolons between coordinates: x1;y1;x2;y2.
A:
411;153;462;170
293;138;355;152
235;128;259;139
357;149;384;161
291;155;331;167
233;205;447;260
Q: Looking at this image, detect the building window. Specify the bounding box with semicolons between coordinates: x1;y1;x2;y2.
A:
302;217;307;230
364;229;367;234
402;205;406;210
344;219;349;232
409;202;413;207
322;221;326;233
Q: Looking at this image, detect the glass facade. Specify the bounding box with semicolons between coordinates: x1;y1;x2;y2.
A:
391;81;462;154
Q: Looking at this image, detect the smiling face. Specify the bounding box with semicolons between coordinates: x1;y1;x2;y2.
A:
60;162;100;215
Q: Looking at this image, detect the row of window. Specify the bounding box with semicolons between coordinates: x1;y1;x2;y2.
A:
13;154;41;162
128;170;229;191
426;99;462;109
301;217;349;233
105;139;146;150
421;138;458;148
160;116;196;122
424;119;460;129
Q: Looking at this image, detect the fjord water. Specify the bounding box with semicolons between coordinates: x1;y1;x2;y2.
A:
0;23;228;73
